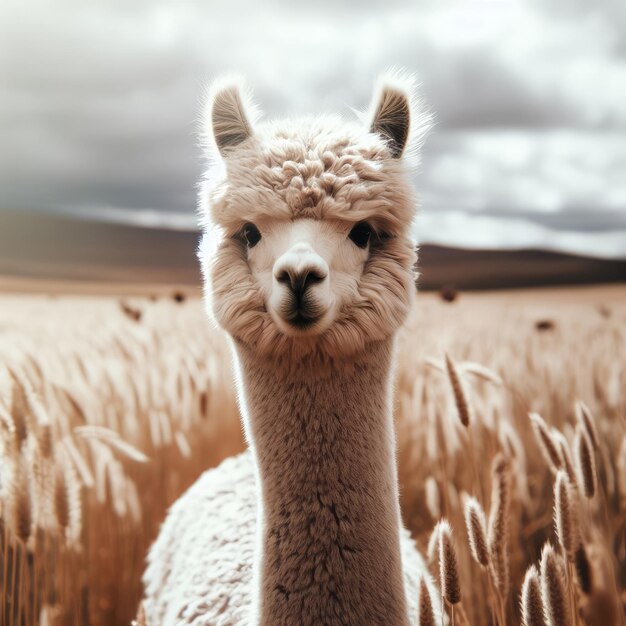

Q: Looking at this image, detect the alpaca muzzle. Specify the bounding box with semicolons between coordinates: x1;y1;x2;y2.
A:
272;243;330;330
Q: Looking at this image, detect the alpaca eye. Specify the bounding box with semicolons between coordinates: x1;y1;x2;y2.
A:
242;223;261;248
348;222;372;249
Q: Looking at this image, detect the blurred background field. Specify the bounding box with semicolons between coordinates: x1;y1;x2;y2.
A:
0;285;624;625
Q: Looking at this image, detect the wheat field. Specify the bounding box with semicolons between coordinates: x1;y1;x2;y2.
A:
0;285;624;626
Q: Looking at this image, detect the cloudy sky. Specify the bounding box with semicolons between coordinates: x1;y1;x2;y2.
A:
1;0;625;257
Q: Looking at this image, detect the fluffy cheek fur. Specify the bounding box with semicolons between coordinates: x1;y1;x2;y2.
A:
323;236;417;355
203;235;270;341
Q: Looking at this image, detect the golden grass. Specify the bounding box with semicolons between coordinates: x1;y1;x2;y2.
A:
0;295;241;626
0;286;624;625
396;287;625;625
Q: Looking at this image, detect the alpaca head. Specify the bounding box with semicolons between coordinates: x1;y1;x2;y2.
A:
199;73;430;360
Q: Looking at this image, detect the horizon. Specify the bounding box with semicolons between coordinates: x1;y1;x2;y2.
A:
2;207;625;294
7;196;626;261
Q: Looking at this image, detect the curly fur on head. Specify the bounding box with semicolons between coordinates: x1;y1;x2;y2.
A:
198;72;431;366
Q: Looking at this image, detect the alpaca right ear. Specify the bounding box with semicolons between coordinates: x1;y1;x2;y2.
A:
207;78;258;156
368;72;417;159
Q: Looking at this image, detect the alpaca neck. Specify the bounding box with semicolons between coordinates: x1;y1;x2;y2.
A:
234;338;410;626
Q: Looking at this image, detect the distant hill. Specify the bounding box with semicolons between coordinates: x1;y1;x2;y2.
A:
1;209;624;292
417;244;626;290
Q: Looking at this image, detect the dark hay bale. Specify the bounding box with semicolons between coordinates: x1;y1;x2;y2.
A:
440;286;459;303
535;319;555;332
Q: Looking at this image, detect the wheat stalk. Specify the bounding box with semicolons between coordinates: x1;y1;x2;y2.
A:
61;436;95;487
520;565;544;626
554;470;579;560
418;577;436;626
574;425;596;499
426;523;441;569
463;495;489;568
8;370;29;452
540;543;570;626
13;456;33;545
552;430;578;491
445;353;472;427
437;519;461;605
487;454;510;600
574;401;598;450
54;462;70;534
75;425;150;463
461;361;504;387
529;412;562;474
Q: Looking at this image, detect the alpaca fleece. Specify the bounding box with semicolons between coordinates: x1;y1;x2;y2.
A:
144;451;438;625
143;73;437;625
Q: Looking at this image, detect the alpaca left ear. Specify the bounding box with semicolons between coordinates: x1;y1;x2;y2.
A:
206;77;259;157
368;77;413;159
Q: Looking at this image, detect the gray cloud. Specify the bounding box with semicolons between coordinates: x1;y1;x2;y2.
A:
0;0;625;255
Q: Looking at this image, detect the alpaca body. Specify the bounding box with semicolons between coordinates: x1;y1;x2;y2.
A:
144;339;439;624
143;453;437;626
142;73;438;625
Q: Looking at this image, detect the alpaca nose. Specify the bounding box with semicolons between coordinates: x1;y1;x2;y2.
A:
273;246;328;302
275;267;326;300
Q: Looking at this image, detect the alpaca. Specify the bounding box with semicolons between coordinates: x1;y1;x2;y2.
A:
142;73;439;626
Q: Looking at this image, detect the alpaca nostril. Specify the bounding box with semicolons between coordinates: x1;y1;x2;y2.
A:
291;269;326;301
301;269;326;290
275;268;327;297
276;270;291;285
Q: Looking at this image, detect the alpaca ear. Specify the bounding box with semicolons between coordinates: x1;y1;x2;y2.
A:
208;78;258;156
368;76;413;159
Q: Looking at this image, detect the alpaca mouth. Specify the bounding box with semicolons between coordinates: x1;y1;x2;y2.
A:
274;294;328;334
280;303;322;328
277;303;325;332
287;312;320;329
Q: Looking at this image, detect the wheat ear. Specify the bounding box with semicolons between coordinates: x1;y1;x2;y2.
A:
437;519;461;605
463;495;489;568
418;578;436;626
445;353;472;427
574;425;596;499
520;565;544;626
554;470;580;560
529;412;562;474
540;543;570;626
